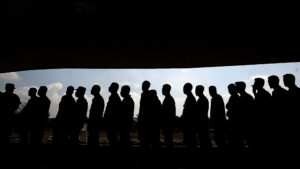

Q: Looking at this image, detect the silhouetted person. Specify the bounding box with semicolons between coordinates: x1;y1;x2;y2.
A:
137;81;151;147
104;83;121;146
252;78;272;150
53;86;76;145
19;88;39;144
268;75;288;147
181;83;196;147
0;83;20;144
283;74;300;146
195;85;211;148
147;89;162;147
235;81;254;146
226;84;242;149
209;86;226;148
119;85;134;147
30;86;50;145
87;85;104;146
70;86;88;145
161;84;176;148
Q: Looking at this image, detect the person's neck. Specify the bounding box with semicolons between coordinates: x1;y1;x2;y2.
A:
289;85;298;90
273;85;281;90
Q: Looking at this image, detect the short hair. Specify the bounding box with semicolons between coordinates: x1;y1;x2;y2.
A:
110;82;119;92
142;81;150;88
268;75;280;84
29;88;37;94
228;83;236;90
196;85;204;93
76;86;86;93
184;83;193;91
235;81;246;90
67;86;74;91
209;86;217;93
163;84;171;92
255;78;265;87
39;86;48;94
283;74;295;83
121;85;130;94
92;85;101;93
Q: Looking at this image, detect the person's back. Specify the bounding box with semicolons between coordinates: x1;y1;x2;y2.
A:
210;94;226;129
87;85;104;146
161;94;176;147
148;90;161;147
119;85;134;147
162;95;176;128
195;85;210;148
2;90;21;119
209;86;226;148
182;83;196;147
0;83;20;144
57;95;76;125
104;83;121;146
19;91;38;144
104;93;121;122
120;95;134;127
30;86;50;145
70;86;87;145
37;95;51;124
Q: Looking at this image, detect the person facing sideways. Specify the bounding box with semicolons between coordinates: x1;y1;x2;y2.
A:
147;89;162;148
235;81;254;147
283;74;300;147
195;85;211;148
137;80;151;147
70;86;88;145
209;86;226;148
161;84;176;148
252;78;272;150
87;85;105;147
19;88;39;144
181;83;197;148
53;86;76;145
30;86;51;145
268;75;288;147
0;83;20;144
226;84;242;149
119;85;134;147
104;82;121;146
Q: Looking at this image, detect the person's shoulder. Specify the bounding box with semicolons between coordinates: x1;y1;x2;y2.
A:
13;93;20;99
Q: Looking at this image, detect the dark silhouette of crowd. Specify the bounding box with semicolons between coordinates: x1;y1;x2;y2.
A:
0;73;299;151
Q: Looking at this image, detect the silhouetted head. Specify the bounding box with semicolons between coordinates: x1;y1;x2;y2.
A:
268;75;280;89
283;74;296;88
235;81;246;94
142;81;150;92
149;90;158;99
91;85;101;95
228;84;237;96
162;84;171;96
195;85;204;96
109;82;119;94
28;88;37;97
183;83;193;95
38;86;48;96
75;86;86;97
66;86;74;96
209;86;217;97
5;83;15;94
254;78;265;90
121;85;130;97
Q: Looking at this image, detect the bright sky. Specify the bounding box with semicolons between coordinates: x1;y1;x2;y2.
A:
1;62;300;118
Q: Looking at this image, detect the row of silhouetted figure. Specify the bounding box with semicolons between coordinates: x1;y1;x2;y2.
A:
0;73;299;150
